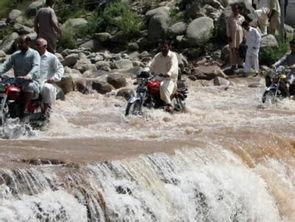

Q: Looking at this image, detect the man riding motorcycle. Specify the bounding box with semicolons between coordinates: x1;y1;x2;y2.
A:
0;35;40;118
149;40;179;113
269;39;295;96
36;38;64;119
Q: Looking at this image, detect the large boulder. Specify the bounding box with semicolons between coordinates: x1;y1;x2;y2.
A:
0;32;19;54
57;76;75;94
92;81;113;94
168;22;187;36
111;59;133;70
94;32;112;42
186;17;214;46
26;0;45;17
145;6;170;18
62;18;88;30
106;74;127;89
8;10;22;23
13;24;34;35
73;54;97;73
116;88;134;100
260;34;278;48
148;13;170;42
95;61;111;71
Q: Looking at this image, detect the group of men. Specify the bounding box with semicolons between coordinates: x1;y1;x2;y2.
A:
227;3;262;76
0;0;63;119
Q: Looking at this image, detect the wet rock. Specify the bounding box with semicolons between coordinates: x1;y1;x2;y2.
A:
89;53;104;63
111;59;133;70
26;0;45;17
64;67;83;79
0;32;19;54
260;34;278;48
63;53;79;67
133;61;143;67
92;81;113;94
75;79;90;94
213;76;230;89
191;65;228;80
107;74;127;89
186;17;214;46
57;76;75;94
116;88;134;100
8;10;22;23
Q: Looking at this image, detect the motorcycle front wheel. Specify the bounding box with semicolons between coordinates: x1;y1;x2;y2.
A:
262;90;277;104
125;100;142;116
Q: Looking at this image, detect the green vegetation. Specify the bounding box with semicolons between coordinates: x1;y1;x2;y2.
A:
0;0;14;18
260;40;289;66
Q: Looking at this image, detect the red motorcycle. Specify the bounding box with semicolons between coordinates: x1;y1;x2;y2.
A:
125;71;187;116
0;78;43;127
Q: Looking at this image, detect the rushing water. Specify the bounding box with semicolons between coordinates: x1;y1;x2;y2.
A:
0;77;294;221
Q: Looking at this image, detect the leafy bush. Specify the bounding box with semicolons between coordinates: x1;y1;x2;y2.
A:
260;40;289;66
102;1;142;38
58;27;77;49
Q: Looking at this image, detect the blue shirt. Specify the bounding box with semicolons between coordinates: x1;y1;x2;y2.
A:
0;48;41;82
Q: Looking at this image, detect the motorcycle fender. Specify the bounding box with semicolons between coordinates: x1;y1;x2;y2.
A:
128;96;139;104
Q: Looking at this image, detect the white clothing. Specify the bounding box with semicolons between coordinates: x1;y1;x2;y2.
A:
40;51;64;104
149;51;178;105
244;27;261;73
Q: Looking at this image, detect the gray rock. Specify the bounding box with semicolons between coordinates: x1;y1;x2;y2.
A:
79;39;101;51
133;61;143;67
94;32;112;42
92;81;113;94
55;53;64;64
83;70;99;78
186;17;214;46
168;22;187;36
95;61;111;71
129;51;140;60
75;79;90;94
26;0;45;17
284;24;294;40
13;23;34;34
0;32;19;54
213;76;230;87
127;42;139;51
8;10;22;23
260;34;278;48
0;19;7;29
63;18;88;30
146;6;170;18
111;59;133;70
63;54;79;67
116;88;134;100
221;44;230;64
148;13;170;41
107;74;127;89
89;54;104;63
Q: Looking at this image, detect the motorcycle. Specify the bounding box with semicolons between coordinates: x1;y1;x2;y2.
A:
0;77;44;128
125;71;188;116
262;66;291;104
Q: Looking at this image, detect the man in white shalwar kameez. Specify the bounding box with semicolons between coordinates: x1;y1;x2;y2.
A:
36;38;64;119
242;21;262;76
149;41;178;112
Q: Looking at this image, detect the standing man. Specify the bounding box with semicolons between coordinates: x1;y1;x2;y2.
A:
149;40;178;113
253;0;270;35
34;0;61;53
268;0;281;35
226;4;245;71
242;21;262;76
35;38;64;118
0;35;40;117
